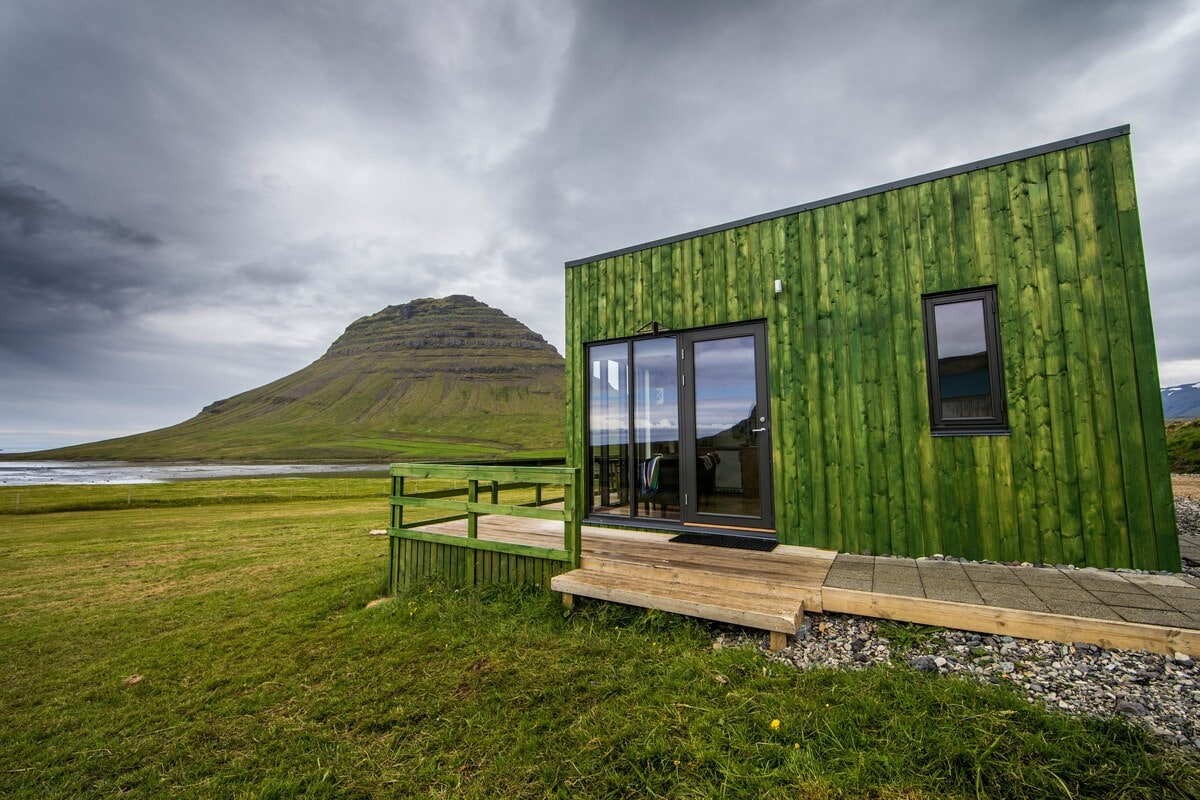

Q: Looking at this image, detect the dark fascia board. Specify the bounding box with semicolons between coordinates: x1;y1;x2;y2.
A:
564;124;1130;269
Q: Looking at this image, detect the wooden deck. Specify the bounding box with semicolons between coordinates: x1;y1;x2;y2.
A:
405;515;1200;656
417;515;833;650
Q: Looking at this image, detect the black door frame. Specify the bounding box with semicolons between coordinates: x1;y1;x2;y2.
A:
677;322;775;533
583;321;775;536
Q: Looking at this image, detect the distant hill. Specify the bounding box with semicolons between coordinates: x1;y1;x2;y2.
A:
1163;383;1200;420
23;296;565;462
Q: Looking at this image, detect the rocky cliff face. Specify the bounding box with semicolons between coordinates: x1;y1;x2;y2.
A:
32;296;565;461
324;295;559;360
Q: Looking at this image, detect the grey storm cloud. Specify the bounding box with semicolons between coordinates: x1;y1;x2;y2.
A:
0;179;167;356
0;180;160;246
2;0;1199;451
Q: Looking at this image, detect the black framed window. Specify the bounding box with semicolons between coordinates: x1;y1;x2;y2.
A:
921;286;1008;435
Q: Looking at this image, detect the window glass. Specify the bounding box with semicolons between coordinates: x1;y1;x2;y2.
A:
633;337;679;520
922;287;1007;435
933;299;991;419
692;335;761;517
587;343;629;514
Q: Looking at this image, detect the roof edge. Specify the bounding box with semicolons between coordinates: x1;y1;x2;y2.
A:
564;124;1130;269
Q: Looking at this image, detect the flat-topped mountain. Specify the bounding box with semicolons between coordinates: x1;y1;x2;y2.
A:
28;296;565;462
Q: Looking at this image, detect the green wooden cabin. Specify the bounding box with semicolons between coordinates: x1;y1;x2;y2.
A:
564;125;1180;571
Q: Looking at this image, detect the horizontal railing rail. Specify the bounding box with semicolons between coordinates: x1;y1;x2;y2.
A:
388;463;581;568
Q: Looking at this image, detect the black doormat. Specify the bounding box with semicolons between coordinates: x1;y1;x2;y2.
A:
669;533;778;552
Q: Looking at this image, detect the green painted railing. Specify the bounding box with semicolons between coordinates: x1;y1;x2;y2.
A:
388;463;582;569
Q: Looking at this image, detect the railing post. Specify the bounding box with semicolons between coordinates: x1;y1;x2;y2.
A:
535;483;543;507
490;480;499;505
393;475;404;529
564;472;581;568
467;479;478;538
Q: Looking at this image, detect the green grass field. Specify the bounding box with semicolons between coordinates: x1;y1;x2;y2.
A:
1168;419;1200;473
2;479;1197;798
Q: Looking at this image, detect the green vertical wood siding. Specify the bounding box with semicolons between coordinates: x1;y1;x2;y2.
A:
565;132;1179;570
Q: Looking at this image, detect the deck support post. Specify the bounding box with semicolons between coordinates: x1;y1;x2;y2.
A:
768;631;788;653
561;592;575;611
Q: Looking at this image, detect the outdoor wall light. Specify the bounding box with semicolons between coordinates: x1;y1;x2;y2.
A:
774;279;783;294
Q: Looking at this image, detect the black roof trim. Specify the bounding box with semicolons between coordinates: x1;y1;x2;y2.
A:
564;124;1130;268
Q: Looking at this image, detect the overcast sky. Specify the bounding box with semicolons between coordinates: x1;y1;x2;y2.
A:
2;1;1198;453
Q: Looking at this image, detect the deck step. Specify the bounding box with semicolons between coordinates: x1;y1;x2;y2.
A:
551;568;804;633
581;552;824;610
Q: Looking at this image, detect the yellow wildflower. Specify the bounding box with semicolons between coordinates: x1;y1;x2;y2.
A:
770;718;781;730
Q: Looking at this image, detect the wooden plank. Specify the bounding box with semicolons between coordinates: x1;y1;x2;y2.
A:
792;212;828;550
1066;144;1131;568
816;205;851;551
391;463;577;483
1002;160;1054;565
725;227;742;322
993;160;1041;563
390;495;566;522
948;173;984;562
596;257;609;338
926;178;964;557
1070;143;1132;568
873;193;902;556
830;205;859;556
838;200;874;554
670;240;685;330
896;186;935;559
1026;154;1084;565
821;587;1200;657
600;255;613;338
779;215;809;547
864;194;892;556
1110;135;1180;570
580;555;825;607
760;219;789;541
1047;148;1105;566
747;218;766;321
967;169;1011;562
711;230;729;326
551;569;804;633
1087;139;1151;568
390;528;572;562
677;236;694;330
688;236;704;329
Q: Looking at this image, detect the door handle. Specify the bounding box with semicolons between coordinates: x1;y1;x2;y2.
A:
751;427;768;433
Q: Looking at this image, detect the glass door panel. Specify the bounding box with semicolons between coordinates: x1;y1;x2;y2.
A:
683;324;773;530
692;336;760;517
633;337;679;520
587;342;629;515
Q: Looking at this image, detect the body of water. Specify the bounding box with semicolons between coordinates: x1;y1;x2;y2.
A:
0;461;389;486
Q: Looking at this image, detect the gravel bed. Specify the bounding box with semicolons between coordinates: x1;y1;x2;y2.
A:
733;614;1200;750
1178;497;1200;579
712;498;1200;750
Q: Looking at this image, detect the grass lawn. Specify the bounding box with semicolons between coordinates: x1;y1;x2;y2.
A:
1;479;1197;799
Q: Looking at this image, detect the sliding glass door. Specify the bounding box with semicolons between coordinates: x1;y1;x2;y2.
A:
586;322;773;533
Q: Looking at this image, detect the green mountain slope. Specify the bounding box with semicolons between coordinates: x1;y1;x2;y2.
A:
27;296;565;462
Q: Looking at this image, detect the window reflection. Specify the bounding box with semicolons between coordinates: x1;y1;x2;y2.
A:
588;343;629;514
633;338;679;520
693;336;761;518
933;299;991;419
